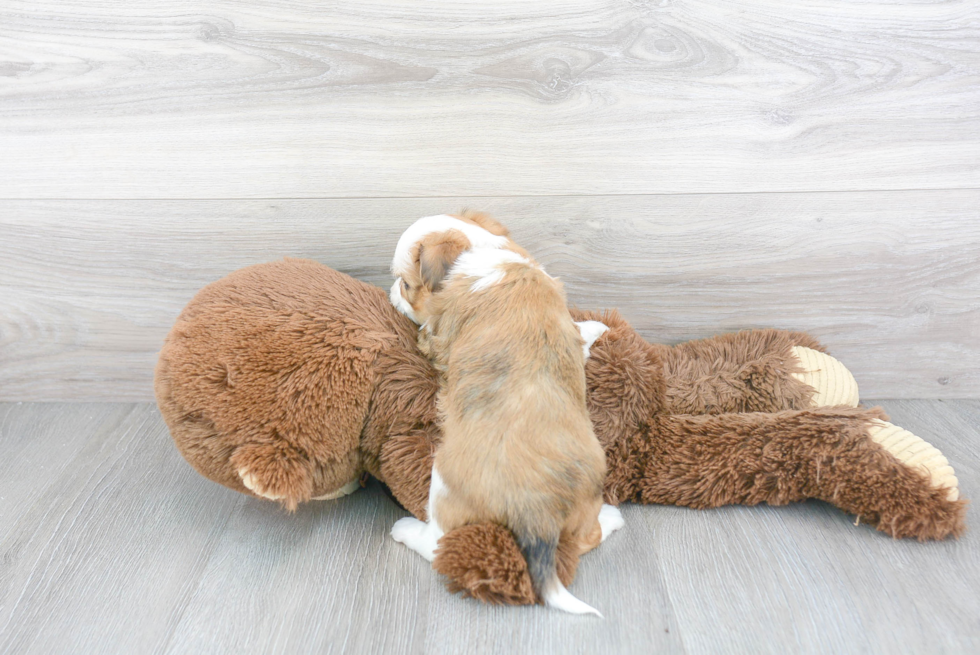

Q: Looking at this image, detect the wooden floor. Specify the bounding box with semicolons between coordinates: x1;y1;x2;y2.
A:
0;399;977;654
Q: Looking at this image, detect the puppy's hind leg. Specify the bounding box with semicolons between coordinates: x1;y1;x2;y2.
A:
598;504;624;542
568;500;625;556
390;465;447;562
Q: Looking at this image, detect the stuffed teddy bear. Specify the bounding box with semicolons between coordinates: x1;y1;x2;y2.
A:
155;257;966;605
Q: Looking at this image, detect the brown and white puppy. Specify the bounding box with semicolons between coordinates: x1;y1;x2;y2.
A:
389;212;623;616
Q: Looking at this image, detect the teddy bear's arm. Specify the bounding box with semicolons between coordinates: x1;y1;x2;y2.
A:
656;329;863;414
571;308;859;417
378;428;438;519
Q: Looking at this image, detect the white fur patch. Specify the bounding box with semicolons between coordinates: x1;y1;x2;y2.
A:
391;215;508;276
544;584;603;617
574;320;610;360
390;466;447;562
389;277;420;323
597;503;624;542
449;247;530;292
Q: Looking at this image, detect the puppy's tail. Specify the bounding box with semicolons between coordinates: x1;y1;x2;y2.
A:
517;533;602;617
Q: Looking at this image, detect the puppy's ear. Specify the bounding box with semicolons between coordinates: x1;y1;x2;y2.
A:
457;209;509;237
418;229;470;290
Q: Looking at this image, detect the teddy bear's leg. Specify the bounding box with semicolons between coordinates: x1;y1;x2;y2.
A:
379;430;438;519
651;329;829;414
633;407;966;539
433;523;539;605
866;420;959;501
647;328;865;414
789;346;860;408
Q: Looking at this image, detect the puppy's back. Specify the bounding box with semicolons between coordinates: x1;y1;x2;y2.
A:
434;262;605;537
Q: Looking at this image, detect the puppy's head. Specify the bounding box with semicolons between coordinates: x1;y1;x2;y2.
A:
390;214;509;324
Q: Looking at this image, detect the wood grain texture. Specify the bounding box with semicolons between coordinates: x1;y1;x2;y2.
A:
0;403;128;530
1;0;978;198
0;400;977;654
2;191;978;401
0;404;245;655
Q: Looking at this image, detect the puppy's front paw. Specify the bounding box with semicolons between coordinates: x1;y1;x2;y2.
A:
391;517;427;544
391;517;440;562
598;504;625;542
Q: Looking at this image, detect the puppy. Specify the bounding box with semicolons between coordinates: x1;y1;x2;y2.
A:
389;212;623;616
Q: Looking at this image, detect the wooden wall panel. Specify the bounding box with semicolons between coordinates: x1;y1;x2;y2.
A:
1;0;977;198
2;191;977;400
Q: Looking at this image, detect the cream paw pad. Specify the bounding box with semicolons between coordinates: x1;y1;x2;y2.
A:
868;420;960;501
791;346;860;408
313;479;361;500
239;468;285;501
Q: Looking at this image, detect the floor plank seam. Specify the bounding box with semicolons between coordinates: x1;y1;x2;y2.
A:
4;186;980;202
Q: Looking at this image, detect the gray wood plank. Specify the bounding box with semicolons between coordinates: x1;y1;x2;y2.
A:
160;480;430;655
0;403;129;534
1;0;977;198
2;191;978;401
0;403;245;655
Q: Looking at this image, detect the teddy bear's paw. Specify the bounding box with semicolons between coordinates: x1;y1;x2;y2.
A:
311;479;361;500
391;517;441;562
868;420;959;501
790;346;860;408
238;468;286;501
598;504;625;542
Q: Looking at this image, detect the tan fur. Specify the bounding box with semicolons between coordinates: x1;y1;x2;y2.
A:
392;219;608;571
428;266;605;553
396;229;473;321
418;229;471;292
395;213;531;325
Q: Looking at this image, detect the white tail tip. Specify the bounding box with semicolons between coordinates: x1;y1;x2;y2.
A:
544;583;603;617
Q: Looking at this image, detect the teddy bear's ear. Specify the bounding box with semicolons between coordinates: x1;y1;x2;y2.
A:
418;229;470;291
457;209;510;237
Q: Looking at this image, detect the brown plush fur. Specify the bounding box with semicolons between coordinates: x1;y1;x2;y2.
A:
156;259;412;509
156;259;968;606
435;523;580;605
